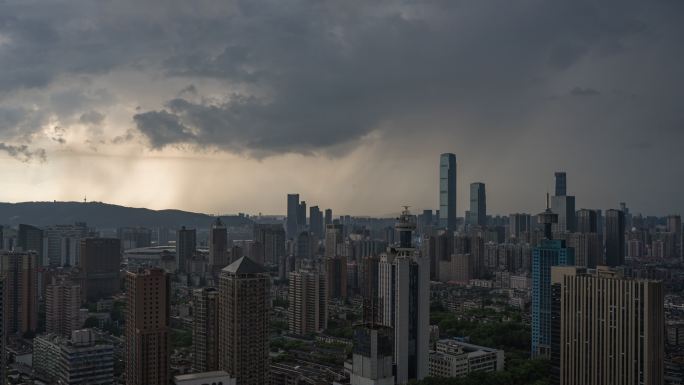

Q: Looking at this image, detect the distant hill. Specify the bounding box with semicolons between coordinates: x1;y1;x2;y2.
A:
0;201;252;229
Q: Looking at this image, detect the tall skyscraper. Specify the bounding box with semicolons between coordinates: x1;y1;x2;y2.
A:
509;213;531;241
575;209;598;233
45;277;81;338
324;208;333;226
531;238;574;358
79;238;121;302
554;172;566;197
531;198;574;358
667;214;682;259
551;172;576;233
378;208;430;384
44;223;89;267
360;256;380;325
125;268;170;385
176;226;196;273
309;206;324;239
0;278;5;385
253;224;286;266
468;182;486;227
551;266;664;385
0;251;38;336
287;194;300;239
193;287;219;372
288;270;327;335
325;255;348;301
325;223;344;257
218;257;271;384
604;209;625;267
17;224;43;261
209;218;229;269
298;200;307;230
439;153;457;230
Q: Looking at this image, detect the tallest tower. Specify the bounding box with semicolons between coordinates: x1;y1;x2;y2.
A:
439;153;457;230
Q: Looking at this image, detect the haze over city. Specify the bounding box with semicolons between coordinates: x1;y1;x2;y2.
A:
1;0;683;215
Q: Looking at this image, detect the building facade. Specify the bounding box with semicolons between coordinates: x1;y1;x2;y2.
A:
288;271;327;335
439;153;457;230
0;251;38;336
193;287;220;372
79;238;121;302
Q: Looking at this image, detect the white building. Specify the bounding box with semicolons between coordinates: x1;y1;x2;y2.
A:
33;329;114;385
350;326;394;385
429;339;504;378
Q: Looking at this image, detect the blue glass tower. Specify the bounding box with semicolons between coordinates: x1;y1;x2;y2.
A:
531;239;574;358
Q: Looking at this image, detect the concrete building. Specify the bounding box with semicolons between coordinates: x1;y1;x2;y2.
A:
325;255;348;300
551;172;576;233
34;329;114;385
439;253;475;284
46;277;82;338
439;153;457;230
79;238;121;301
125;268;170;385
218;257;271;385
288;271;327;335
193;287;220;372
378;208;430;384
508;213;531;241
0;278;4;385
576;209;598;233
17;224;44;262
0;251;38;336
177;226;197;273
551;266;664;385
667;214;682;259
565;232;600;268
310;206;324;239
173;371;235;385
429;339;504;378
351;325;394;385
209;218;229;270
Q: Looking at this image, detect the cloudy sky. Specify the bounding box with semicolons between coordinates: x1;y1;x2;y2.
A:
0;0;682;216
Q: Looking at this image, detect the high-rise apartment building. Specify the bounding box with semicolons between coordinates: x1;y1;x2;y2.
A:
46;277;81;338
566;232;600;269
378;208;430;384
667;214;682;259
509;213;531;241
531;203;574;361
324;208;333;226
176;226;196;273
325;223;344;258
575;209;598;233
218;257;271;384
360;256;381;325
468;182;486;227
79;238;121;302
253;224;286;266
288;271;327;335
298;201;307;231
551;266;664;385
325;255;348;300
209;218;229;269
439;153;457;230
605;209;625;267
287;194;300;239
193;287;220;372
17;224;44;260
0;251;38;336
44;223;89;267
125;268;170;385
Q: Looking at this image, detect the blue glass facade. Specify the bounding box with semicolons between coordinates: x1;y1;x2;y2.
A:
439;153;457;230
531;239;574;358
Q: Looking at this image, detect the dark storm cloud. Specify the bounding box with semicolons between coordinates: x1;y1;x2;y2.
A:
0;0;683;159
0;143;46;162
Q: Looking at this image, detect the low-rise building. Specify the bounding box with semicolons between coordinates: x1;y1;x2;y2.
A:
429;339;504;378
172;371;235;385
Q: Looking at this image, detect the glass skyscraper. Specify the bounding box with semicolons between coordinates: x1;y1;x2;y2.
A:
531;239;574;358
439;153;457;230
468;182;486;227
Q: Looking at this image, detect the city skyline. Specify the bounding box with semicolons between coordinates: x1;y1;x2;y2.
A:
0;1;683;216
